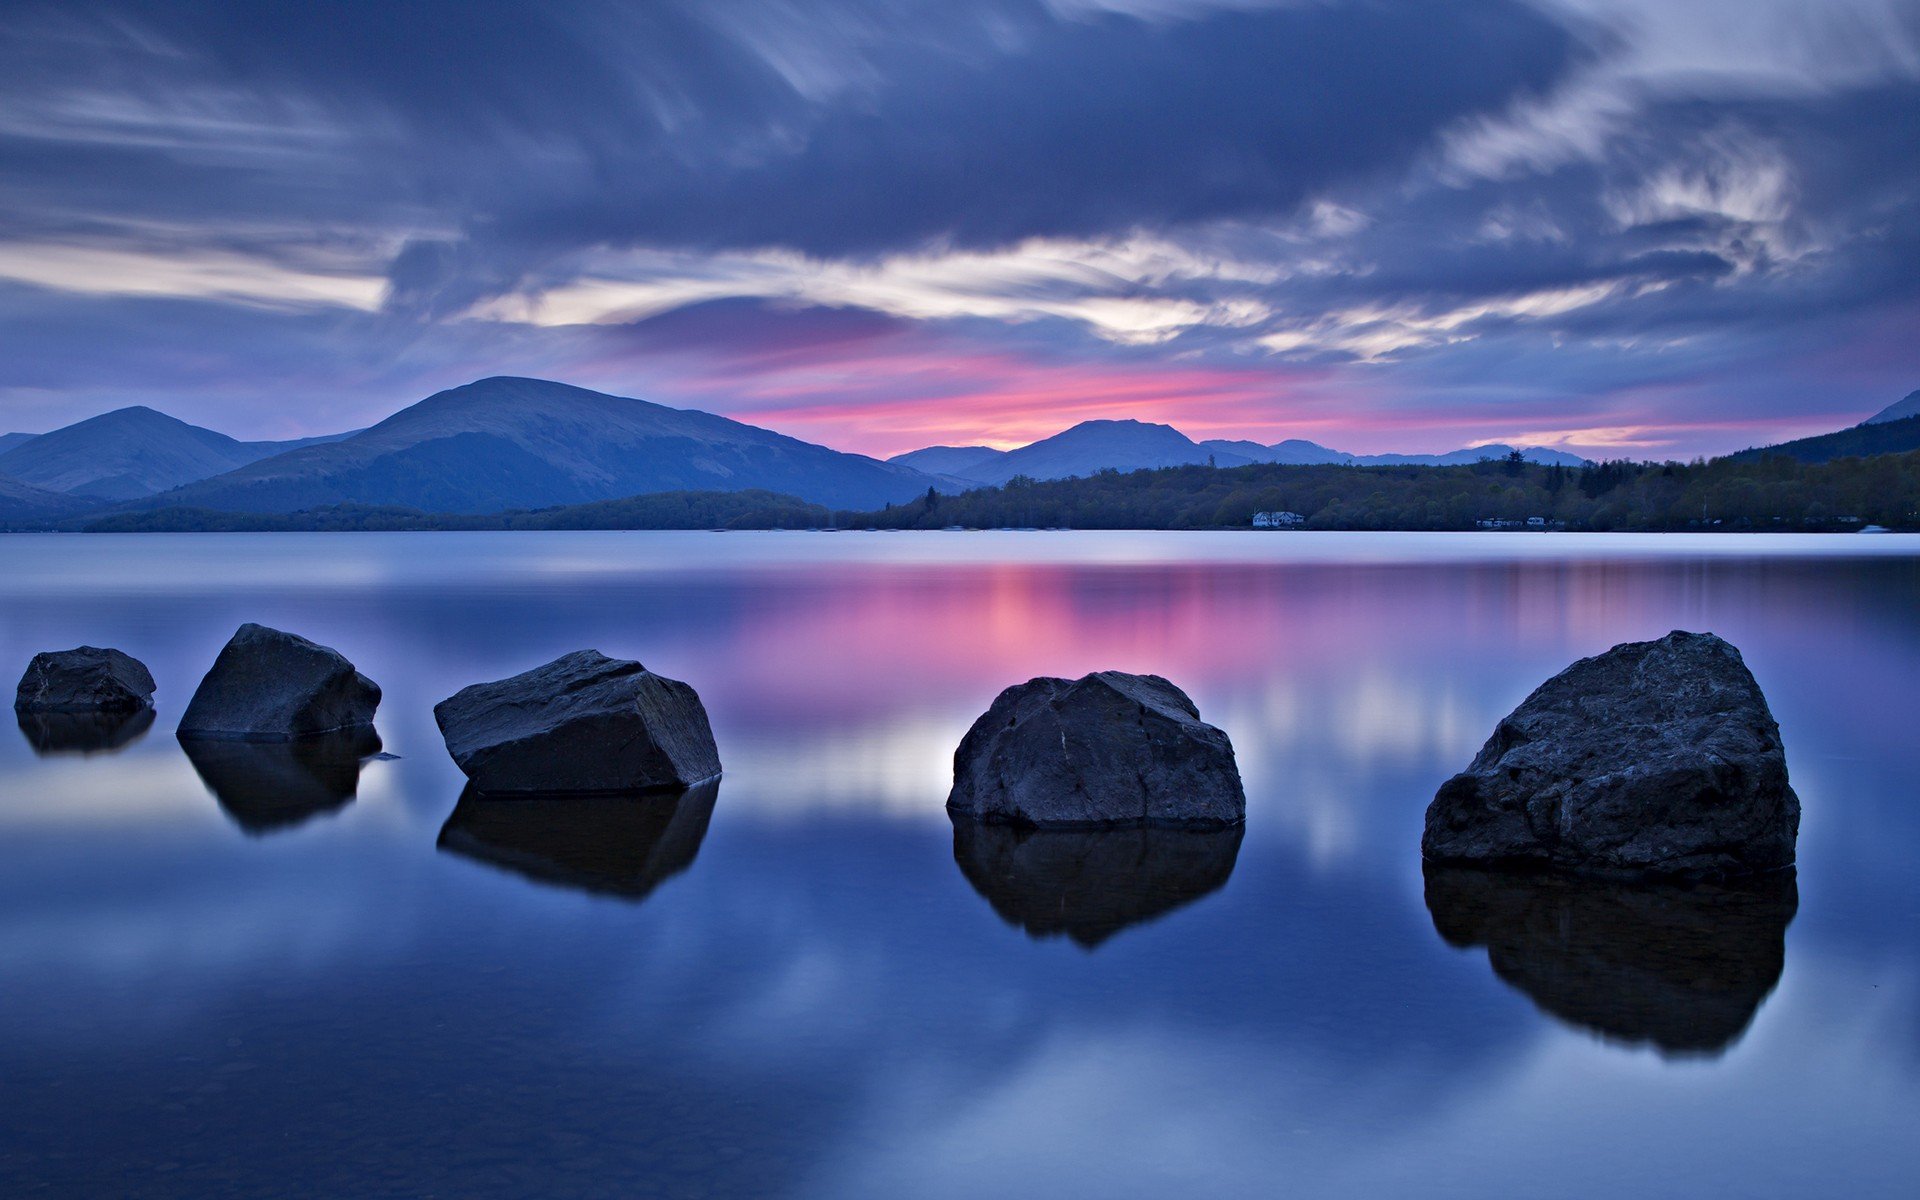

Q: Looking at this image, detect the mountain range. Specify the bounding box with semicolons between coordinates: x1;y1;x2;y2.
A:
2;376;1911;526
888;418;1588;485
0;406;356;499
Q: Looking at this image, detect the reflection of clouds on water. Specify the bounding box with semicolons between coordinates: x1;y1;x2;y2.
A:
0;535;1917;1195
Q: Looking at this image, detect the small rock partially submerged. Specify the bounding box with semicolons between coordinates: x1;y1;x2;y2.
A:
953;820;1243;948
434;650;720;794
178;623;380;741
14;646;155;714
1423;630;1798;878
947;671;1244;828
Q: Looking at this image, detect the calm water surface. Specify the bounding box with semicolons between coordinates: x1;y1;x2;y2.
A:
0;532;1915;1198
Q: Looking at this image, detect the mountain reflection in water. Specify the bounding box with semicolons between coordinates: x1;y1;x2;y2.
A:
437;781;719;900
952;819;1243;947
1424;862;1798;1056
180;727;384;834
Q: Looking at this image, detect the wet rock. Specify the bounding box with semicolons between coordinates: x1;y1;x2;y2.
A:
183;726;384;834
953;819;1243;948
947;671;1244;828
16;707;155;755
437;780;718;900
1423;631;1798;878
14;646;155;713
434;650;720;794
178;624;380;742
1424;862;1796;1055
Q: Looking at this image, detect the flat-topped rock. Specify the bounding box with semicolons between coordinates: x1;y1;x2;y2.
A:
1423;630;1798;878
434;650;720;794
14;646;154;713
947;671;1245;828
177;623;380;741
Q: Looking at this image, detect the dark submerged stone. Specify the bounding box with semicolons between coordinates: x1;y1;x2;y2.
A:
436;781;718;900
16;706;155;755
434;650;720;794
952;819;1243;948
947;671;1244;828
1423;631;1798;878
14;646;155;714
177;623;380;742
1424;862;1797;1056
182;726;385;834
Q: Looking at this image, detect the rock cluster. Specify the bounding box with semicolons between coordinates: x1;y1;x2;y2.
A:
947;671;1244;828
178;624;380;741
1423;630;1798;878
14;646;154;714
434;650;720;794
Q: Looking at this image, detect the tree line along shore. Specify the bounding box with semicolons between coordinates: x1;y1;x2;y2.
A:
48;447;1920;534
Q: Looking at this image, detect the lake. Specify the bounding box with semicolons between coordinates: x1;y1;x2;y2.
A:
0;531;1915;1198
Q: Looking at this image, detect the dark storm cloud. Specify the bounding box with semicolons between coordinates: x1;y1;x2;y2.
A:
0;0;1590;306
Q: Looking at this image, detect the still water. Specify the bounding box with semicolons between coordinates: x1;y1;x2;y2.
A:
0;532;1915;1198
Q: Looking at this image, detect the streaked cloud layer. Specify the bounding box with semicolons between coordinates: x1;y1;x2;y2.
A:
1;0;1915;456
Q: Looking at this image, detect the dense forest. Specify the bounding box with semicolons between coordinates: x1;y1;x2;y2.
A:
837;449;1920;532
65;448;1920;534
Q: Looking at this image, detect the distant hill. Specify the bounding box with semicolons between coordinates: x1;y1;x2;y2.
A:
888;445;1008;476
895;419;1591;485
0;473;95;524
1863;390;1920;425
0;433;37;454
1200;438;1354;465
1727;413;1920;465
1354;443;1588;467
0;407;358;499
956;419;1241;485
149;376;939;514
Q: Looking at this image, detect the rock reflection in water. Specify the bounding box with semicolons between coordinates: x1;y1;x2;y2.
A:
181;727;384;834
952;819;1243;948
16;707;155;755
436;781;718;900
1423;863;1798;1056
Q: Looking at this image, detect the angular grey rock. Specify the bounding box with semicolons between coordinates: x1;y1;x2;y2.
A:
434;650;720;794
1423;630;1798;878
14;646;155;713
947;671;1245;828
177;623;380;741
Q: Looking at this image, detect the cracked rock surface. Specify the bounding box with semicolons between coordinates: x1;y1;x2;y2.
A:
947;671;1244;828
1423;630;1798;879
435;650;720;794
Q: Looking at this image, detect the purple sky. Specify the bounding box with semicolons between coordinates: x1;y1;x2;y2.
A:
2;0;1916;459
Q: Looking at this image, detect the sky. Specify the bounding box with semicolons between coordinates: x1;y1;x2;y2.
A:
1;0;1916;459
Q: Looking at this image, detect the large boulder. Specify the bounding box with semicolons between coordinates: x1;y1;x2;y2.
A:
1423;630;1798;878
177;623;381;741
434;650;720;794
947;671;1245;828
14;646;154;713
